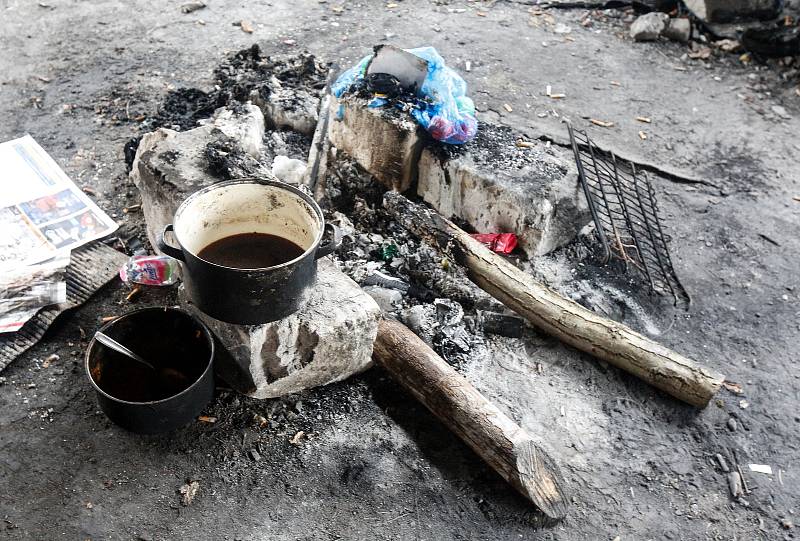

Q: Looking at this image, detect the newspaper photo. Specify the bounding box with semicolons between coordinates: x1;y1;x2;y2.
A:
0;135;118;332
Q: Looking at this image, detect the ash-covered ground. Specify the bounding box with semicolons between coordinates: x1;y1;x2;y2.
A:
1;2;799;540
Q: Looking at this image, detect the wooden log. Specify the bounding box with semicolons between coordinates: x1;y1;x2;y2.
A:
373;318;570;521
383;192;724;408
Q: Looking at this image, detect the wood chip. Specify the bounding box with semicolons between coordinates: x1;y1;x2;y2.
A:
722;380;743;394
610;80;621;86
239;20;254;33
125;286;141;303
749;464;773;475
638;131;647;140
503;103;513;112
793;195;800;202
476;11;487;16
549;93;565;99
386;2;398;7
180;481;200;506
795;87;800;97
100;315;119;323
516;140;535;148
590;119;614;128
198;415;217;423
635;116;651;123
290;430;305;445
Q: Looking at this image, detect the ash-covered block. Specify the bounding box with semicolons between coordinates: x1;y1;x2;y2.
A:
417;123;590;256
131;104;269;249
179;259;381;399
220;49;327;136
328;94;425;192
683;0;779;22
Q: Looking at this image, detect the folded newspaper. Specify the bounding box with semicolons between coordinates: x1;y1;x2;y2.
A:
0;135;118;332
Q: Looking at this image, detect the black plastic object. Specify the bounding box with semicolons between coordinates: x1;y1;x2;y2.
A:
86;307;215;434
567;122;690;307
742;26;800;57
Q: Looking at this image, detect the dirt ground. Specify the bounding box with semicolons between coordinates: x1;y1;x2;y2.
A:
1;1;799;540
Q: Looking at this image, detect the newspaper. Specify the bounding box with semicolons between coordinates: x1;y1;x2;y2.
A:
0;135;118;332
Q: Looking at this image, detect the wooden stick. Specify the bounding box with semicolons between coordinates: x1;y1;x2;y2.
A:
383;192;724;407
373;318;570;521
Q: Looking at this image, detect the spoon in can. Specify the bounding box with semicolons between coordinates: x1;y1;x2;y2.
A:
94;331;189;390
94;331;157;371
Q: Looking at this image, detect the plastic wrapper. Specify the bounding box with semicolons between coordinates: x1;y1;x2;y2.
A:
332;46;478;144
120;255;181;286
470;233;518;254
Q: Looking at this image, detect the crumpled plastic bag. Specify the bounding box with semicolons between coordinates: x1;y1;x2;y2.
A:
332;46;478;145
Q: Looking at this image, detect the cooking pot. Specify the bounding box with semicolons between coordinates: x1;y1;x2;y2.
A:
157;179;341;325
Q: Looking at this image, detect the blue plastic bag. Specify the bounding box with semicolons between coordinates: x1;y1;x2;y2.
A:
332;47;478;145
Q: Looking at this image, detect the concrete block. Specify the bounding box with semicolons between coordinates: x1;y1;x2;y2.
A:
179;259;381;398
328;94;424;192
130;104;270;249
417;123;591;256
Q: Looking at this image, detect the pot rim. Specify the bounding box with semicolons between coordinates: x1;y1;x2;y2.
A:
85;306;215;406
171;178;325;273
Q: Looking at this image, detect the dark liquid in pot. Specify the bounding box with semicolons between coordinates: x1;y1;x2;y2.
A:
198;232;305;269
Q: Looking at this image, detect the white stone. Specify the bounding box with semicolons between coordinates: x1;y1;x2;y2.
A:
180;259;381;398
211;104;265;158
328;94;424;192
630;12;669;42
130;105;271;250
417;124;591;256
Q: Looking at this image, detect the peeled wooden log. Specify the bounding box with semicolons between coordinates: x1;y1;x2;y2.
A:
383;192;724;408
373;318;569;521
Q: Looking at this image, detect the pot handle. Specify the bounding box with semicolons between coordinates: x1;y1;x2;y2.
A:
157;224;186;262
315;223;342;260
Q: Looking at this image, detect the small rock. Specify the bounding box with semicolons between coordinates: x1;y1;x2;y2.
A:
715;453;730;472
363;286;403;313
402;304;438;345
630;12;669;42
727;471;743;498
249;448;261;462
771;105;792;120
727;417;738;431
663;18;691;43
782;519;794;530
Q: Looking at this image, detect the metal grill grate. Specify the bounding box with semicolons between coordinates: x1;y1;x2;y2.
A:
566;122;690;307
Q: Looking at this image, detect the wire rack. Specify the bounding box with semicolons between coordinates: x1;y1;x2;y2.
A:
566;122;690;307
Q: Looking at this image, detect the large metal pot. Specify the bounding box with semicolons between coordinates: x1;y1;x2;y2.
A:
157;178;341;325
86;307;215;434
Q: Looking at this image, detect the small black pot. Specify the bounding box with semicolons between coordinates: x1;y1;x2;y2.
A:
86;307;215;434
157;178;341;325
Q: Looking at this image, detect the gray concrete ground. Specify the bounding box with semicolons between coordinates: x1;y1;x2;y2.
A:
1;1;798;540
